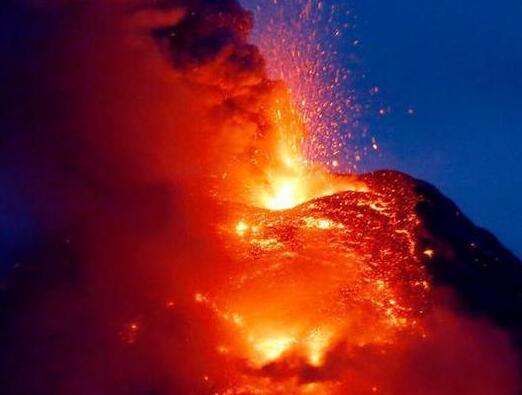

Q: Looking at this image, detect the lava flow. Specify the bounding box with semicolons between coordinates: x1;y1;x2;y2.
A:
196;123;432;394
178;4;431;390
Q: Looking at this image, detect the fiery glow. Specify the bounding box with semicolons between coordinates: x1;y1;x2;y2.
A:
234;1;380;214
423;248;435;258
198;168;432;394
252;335;297;363
246;0;379;170
250;94;368;211
235;221;249;236
199;63;429;393
261;175;304;210
305;327;334;366
4;1;520;394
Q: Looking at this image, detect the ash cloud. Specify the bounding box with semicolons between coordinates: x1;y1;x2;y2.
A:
0;1;521;394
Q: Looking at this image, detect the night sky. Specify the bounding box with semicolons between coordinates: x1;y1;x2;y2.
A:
243;0;522;257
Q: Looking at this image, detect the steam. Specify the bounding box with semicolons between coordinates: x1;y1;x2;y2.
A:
0;1;520;394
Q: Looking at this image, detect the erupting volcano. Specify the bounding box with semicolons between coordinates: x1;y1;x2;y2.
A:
0;1;521;395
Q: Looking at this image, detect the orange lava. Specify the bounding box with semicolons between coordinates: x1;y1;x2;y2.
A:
186;46;432;390
195;174;431;393
247;93;367;211
194;96;431;392
178;5;432;392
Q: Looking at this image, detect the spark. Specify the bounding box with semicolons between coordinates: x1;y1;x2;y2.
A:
235;221;249;236
194;293;206;303
120;321;140;344
423;249;435;258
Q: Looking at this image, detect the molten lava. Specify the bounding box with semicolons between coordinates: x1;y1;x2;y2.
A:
247;92;367;211
187;83;433;392
195;169;432;394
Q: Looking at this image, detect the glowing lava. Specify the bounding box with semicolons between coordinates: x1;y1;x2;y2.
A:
194;36;429;391
166;3;430;393
198;169;431;394
250;94;367;211
261;175;303;210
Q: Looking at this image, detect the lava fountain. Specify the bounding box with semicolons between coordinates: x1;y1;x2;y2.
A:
247;92;367;211
194;106;432;393
177;6;432;390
